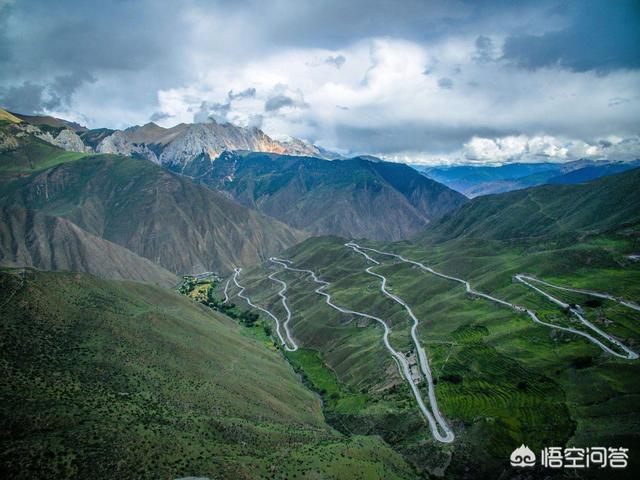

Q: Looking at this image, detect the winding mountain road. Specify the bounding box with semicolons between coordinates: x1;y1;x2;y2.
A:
349;243;638;360
232;267;297;352
345;244;454;443
269;257;455;443
222;279;230;304
268;270;299;351
515;274;638;360
519;275;640;312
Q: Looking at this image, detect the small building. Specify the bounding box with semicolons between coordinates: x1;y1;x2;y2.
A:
410;365;422;384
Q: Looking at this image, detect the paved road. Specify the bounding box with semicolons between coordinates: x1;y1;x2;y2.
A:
519;275;640;312
268;270;299;351
345;244;455;443
350;244;638;360
222;278;230;304
232;267;297;352
270;257;455;443
515;275;638;360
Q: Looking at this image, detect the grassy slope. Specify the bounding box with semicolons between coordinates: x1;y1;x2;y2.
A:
224;238;455;475
0;268;416;480
0;108;22;124
388;224;640;469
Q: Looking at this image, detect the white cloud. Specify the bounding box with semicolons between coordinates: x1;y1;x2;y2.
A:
148;34;640;162
383;134;640;165
4;0;638;164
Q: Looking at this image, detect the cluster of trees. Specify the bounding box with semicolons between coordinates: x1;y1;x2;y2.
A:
178;276;197;295
177;277;274;341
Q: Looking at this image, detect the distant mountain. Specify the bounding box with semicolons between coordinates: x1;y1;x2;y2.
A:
421;167;640;243
0;206;177;286
546;162;640;185
201;151;467;241
419;160;640;197
0;122;306;275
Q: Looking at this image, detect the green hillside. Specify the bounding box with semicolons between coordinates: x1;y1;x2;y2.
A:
0;268;416;480
421;167;640;243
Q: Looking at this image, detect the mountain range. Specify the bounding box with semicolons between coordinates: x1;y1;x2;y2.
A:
1;108;467;242
6;107;327;164
2;105;640;479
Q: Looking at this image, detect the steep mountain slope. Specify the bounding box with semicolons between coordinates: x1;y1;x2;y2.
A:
0;128;306;274
0;206;177;286
0;268;415;479
204;151;467;241
230;170;640;476
421;167;640;242
0;110;89;153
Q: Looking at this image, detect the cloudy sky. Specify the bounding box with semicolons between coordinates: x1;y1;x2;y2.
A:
1;0;639;165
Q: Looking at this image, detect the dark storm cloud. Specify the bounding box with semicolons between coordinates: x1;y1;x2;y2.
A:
473;35;495;64
194;101;231;123
0;0;638;162
324;55;346;69
0;81;47;113
49;71;96;106
192;89;258;123
0;0;190;119
438;78;453;89
265;95;295;112
0;0;190;76
228;88;256;100
333;123;510;155
150;111;172;122
502;0;640;72
0;71;95;113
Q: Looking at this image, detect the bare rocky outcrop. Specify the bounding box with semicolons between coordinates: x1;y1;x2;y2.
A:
95;120;324;174
96;130;160;163
34;128;89;153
